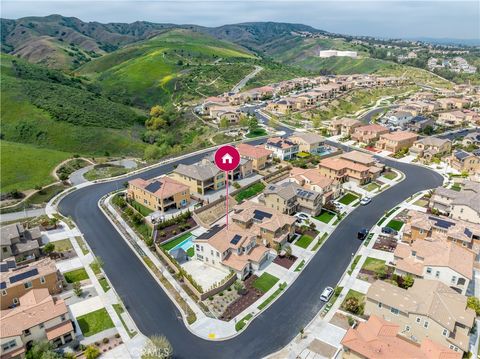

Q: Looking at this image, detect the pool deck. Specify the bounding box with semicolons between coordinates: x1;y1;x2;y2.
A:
181;260;230;291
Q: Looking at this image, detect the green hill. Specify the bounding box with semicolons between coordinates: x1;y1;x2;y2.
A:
79;29;257;108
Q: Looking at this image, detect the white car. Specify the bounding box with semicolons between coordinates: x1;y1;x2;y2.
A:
295;212;309;221
320;286;334;302
360;197;372;205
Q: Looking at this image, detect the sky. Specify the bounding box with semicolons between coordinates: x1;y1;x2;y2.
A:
1;1;479;40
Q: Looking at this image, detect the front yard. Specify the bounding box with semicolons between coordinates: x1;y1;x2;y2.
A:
130;200;153;216
63;268;89;283
386;219;404;231
383;171;397;180
314;210;336;224
363;182;380;192
252;272;279;293
361;257;386;272
338;192;359;205
294;234;314;249
341;289;365;315
76;308;115;337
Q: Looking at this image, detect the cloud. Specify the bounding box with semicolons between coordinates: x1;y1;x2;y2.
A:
1;1;478;39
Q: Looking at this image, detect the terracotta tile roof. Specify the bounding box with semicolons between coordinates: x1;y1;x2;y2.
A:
341;315;461;359
379;131;418;142
340;150;375;165
1;289;69;338
331;117;361;126
289;132;325;145
129;176;189;199
289;167;334;190
236;143;273;159
319;158;369;172
46;321;74;340
354;124;389;133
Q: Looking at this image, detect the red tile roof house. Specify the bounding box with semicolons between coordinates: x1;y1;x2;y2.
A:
341;315;461;359
351;124;389;145
288;167;342;203
236;143;273;171
375;131;418;153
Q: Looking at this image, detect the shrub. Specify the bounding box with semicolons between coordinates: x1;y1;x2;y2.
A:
102;338;109;344
85;345;101;359
467;296;480;316
43;242;55;254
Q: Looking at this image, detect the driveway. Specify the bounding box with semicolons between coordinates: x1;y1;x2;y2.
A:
58;130;443;359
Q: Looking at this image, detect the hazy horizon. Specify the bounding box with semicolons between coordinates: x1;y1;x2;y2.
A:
1;1;479;41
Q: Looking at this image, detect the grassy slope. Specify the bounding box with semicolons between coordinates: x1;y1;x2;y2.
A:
79;29;256;108
0;140;71;193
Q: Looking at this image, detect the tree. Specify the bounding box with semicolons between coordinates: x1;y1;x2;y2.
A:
144;145;163;160
142;335;173;359
219;117;229;129
284;245;292;257
343;297;362;315
467;296;480;316
26;341;61;359
43;243;55;254
84;345;100;359
150;105;164;118
248;117;259;132
239;114;249;127
401;275;414;289
73;281;83;297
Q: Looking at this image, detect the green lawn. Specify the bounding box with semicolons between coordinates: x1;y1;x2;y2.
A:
312;233;328;251
90;262;102;275
383;171;397;180
294;234;314;249
161;232;192;251
252;272;280;293
413;199;429;207
314;210;336;224
235;313;253;331
258;282;287;309
186;247;195;257
77;308;115;337
234;182;266;202
0;140;71;193
130;200;153;216
338;193;359;205
294;259;306;272
75;236;90;255
363;182;380;192
386;219;404;231
99;278;111;292
113;304;137;338
50;239;72;252
348;255;361;275
246;128;268;138
63;268;89;283
341;289;366;314
361;257;386;272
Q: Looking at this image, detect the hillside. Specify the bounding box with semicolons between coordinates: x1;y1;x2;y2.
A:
78;29;257;108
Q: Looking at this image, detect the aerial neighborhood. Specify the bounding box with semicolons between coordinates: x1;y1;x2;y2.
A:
1;9;480;359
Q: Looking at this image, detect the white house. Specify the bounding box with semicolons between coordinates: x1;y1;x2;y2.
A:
264;137;299;160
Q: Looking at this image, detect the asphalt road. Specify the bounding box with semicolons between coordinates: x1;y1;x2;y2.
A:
59;131;443;359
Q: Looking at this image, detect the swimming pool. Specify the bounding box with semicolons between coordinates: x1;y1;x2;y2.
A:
169;235;196;253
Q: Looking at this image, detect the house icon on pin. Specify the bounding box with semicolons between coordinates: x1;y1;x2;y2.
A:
221;153;233;164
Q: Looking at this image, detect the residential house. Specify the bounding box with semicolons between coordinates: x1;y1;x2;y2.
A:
259;182;322;216
288;167;341;203
410;137;452;162
406;116;435;132
393;239;474;294
0;289;75;358
436;97;470;110
288;132;326;155
202;153;253;181
365;279;475;354
375;131;418;153
351;124;389;144
236;143;273;171
0;258;63;310
437;111;477;127
193;224;270;279
0;224;42;262
231;201;296;248
318;157;371;185
447;150;480;174
462;131;480;147
429;183;480;224
127;177;190;213
328;118;362;136
341;315;460;359
386;110;414;127
171;160;225;196
266;99;294;114
265;137;299;160
209;105;241;125
339;151;384;179
402;210;480;253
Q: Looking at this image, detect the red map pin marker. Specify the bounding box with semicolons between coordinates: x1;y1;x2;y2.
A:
214;145;241;229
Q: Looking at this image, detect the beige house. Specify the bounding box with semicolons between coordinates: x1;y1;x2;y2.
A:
375;131;418;153
0;224;42;262
288;167;341;203
0;289;75;358
193;223;270;279
259;182;322;216
127;177;190;213
341;315;460;359
236;143;273;171
288;132;326;154
393;239;474;295
232;201;296;248
171;160;225;196
447;150;480;174
318;157;371;185
209;105;241;124
351;124;389;144
328;118;362;136
429;183;480;224
0;258;63;310
339;151;384;179
437;111;477;127
436;97;470;110
365;279;475;354
410;136;452;161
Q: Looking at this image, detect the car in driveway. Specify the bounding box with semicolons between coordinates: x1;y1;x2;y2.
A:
360;197;372;205
320;286;334;302
295;212;309;221
381;226;398;235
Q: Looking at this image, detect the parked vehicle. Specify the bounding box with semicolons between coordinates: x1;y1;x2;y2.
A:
320;286;334;301
360;197;372;205
295;212;309;221
357;228;368;240
381;227;398;235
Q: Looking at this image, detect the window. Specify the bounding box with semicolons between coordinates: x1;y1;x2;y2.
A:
210;250;214;255
416;317;421;323
61;315;66;321
39;323;44;329
424;321;429;328
390;307;399;315
405;325;410;332
426;267;432;274
216;252;219;257
451;276;456;284
40;276;46;284
13;298;19;305
24;281;32;289
435;271;440;278
442;329;448;336
457;278;466;286
24;328;31;336
2;340;16;351
1;289;6;296
412;251;417;257
2;247;7;253
378;302;382;308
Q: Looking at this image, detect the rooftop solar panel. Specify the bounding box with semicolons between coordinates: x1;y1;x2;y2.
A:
253;209;273;221
429;216;455;229
196;224;225;240
465;228;473;238
0;282;5;290
0;260;16;273
9;268;39;284
145;181;162;193
230;234;242;245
